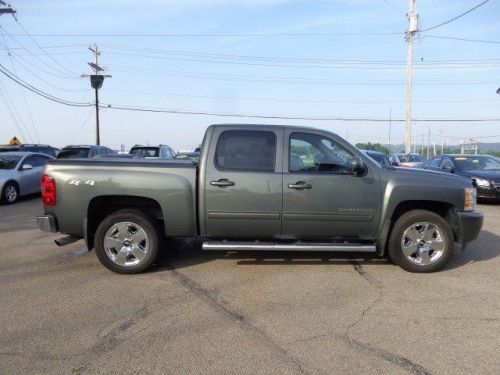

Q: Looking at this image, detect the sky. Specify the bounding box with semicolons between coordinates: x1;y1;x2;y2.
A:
0;0;499;151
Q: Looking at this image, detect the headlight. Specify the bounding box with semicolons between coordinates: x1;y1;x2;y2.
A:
473;178;490;187
464;188;476;211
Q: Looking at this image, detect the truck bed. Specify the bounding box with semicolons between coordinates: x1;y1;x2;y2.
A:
44;158;198;238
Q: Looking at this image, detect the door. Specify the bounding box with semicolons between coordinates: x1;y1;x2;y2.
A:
204;127;283;238
282;130;382;240
17;156;40;194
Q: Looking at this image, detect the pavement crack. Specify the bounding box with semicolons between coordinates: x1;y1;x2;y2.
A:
168;268;316;375
345;262;431;374
350;261;384;289
93;305;149;353
349;339;432;375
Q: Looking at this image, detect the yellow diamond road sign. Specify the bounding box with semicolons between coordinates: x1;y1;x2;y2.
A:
9;136;21;145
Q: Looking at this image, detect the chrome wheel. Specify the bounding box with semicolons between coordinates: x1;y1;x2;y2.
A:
5;185;18;203
103;221;149;267
401;222;446;266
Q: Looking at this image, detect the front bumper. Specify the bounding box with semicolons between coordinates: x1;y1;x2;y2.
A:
37;215;58;233
458;210;483;245
476;185;500;200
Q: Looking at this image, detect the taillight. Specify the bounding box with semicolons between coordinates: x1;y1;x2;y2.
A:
41;174;56;206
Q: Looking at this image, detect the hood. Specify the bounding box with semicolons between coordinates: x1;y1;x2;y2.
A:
457;169;500;181
390;166;471;184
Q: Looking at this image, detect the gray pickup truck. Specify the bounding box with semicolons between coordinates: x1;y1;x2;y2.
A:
38;124;483;274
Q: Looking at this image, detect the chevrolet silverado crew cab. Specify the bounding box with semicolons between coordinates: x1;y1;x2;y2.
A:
37;124;483;274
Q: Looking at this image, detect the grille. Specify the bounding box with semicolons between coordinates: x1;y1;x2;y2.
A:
493;180;500;191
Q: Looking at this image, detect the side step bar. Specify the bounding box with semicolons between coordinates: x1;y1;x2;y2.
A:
202;241;376;252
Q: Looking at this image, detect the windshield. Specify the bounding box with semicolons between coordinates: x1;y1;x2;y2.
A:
453;156;500;171
0;155;21;170
398;154;424;163
57;149;90;159
129;147;159;157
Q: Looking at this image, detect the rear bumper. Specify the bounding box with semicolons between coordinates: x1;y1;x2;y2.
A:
37;215;58;233
458;210;483;245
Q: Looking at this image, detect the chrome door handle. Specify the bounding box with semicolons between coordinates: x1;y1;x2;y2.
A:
211;179;235;187
288;181;312;190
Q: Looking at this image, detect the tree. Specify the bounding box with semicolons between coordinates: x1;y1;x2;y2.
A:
355;142;390;155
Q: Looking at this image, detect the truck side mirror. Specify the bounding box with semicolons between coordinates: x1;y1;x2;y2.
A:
351;156;366;176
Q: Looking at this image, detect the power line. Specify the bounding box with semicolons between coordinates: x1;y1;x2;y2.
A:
2;61;498;124
106;88;500;105
100;103;500;123
419;0;490;33
15;20;80;77
424;34;500;45
0;63;92;107
106;50;500;70
0;26;78;79
5;31;404;38
8;51;89;93
0;31;40;142
70;107;94;144
0;79;33;142
109;66;497;86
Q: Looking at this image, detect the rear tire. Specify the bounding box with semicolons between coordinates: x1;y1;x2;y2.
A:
2;182;19;204
94;209;160;274
388;209;454;273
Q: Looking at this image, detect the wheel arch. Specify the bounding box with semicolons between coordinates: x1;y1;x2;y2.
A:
86;195;164;250
377;200;459;256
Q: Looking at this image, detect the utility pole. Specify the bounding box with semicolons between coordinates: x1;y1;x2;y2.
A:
81;44;111;145
0;1;15;16
388;108;392;153
426;125;430;158
404;0;418;153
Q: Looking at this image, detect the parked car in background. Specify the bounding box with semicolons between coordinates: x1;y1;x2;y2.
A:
389;153;426;168
57;145;115;159
95;154;143;160
0;144;59;158
361;150;391;168
129;145;176;159
0;152;54;204
424;154;500;201
175;149;201;161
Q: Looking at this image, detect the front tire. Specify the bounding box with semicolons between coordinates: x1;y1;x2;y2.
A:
2;182;19;204
388;209;454;273
94;209;160;274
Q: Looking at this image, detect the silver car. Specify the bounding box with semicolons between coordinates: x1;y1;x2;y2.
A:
0;152;54;204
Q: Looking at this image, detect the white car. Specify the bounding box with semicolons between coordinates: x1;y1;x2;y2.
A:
0;152;54;204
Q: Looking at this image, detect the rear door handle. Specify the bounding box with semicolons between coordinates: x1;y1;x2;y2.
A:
211;179;235;187
288;181;312;190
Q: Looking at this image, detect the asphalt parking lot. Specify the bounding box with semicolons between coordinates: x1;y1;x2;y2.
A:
1;197;499;375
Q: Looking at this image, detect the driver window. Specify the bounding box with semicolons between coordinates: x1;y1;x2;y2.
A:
289;133;353;173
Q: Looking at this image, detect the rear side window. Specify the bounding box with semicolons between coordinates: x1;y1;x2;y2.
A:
57;149;90;159
215;130;276;172
130;147;159;157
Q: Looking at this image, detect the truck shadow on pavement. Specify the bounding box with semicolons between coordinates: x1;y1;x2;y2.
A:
154;230;500;272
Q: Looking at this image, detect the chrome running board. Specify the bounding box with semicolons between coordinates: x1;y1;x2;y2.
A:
202;241;376;252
